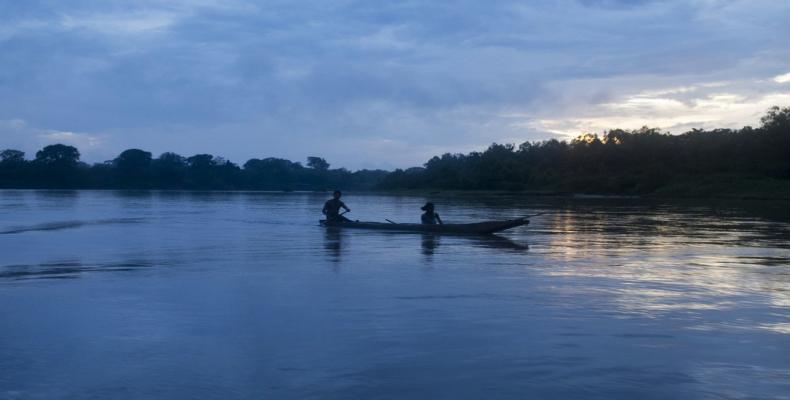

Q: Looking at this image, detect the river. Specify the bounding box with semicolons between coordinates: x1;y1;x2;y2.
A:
1;190;788;399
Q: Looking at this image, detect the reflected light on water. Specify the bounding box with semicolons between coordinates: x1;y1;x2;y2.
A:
533;208;790;336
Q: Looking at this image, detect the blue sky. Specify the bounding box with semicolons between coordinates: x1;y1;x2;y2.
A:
1;0;789;169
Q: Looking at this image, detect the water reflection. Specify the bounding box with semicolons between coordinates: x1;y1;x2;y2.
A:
0;259;158;281
323;228;346;263
319;229;528;263
0;218;144;235
531;206;790;336
421;234;440;258
473;235;529;252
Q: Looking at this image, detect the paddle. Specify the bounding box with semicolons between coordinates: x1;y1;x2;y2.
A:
385;219;397;224
325;210;350;223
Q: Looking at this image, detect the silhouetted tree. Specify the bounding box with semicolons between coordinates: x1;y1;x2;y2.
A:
307;156;330;171
760;106;790;178
180;154;241;189
761;106;790;131
0;149;28;187
35;144;80;167
186;154;218;189
32;144;82;187
243;157;303;190
114;149;153;188
1;149;25;163
212;157;242;189
153;152;187;188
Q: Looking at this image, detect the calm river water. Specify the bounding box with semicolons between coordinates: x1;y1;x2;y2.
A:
1;190;788;399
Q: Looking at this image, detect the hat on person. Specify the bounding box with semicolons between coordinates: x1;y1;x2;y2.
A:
420;202;434;211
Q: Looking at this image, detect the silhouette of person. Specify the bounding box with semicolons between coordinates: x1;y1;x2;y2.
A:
420;202;443;225
323;190;351;222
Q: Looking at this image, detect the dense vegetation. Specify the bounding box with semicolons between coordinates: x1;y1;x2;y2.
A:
1;107;788;197
0;148;387;191
380;106;790;197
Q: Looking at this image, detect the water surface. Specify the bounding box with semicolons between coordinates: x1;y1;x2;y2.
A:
1;190;788;399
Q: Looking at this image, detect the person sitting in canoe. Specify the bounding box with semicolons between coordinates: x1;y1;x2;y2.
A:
323;190;351;222
420;202;443;225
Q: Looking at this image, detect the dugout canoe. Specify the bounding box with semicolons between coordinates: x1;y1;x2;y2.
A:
320;217;529;234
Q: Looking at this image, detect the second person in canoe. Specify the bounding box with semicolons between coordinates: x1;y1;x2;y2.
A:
421;202;443;225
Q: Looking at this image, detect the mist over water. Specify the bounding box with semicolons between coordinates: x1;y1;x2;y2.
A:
1;190;788;399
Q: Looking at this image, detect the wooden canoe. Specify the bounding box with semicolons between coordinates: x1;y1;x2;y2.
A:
320;217;529;234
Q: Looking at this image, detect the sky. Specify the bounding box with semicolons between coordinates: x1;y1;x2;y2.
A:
1;0;789;170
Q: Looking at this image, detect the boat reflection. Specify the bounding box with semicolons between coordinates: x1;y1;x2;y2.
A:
470;234;529;251
322;229;528;262
421;233;528;261
421;233;529;254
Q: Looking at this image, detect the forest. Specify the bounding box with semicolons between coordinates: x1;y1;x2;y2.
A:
1;106;789;197
379;106;790;197
0;148;387;191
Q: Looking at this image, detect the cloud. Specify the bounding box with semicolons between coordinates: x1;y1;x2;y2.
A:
1;120;107;160
0;119;27;130
0;0;789;168
39;130;105;148
0;20;50;42
518;73;790;137
59;11;181;35
774;72;790;84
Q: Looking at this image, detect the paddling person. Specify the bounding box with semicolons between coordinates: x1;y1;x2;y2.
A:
420;202;443;225
323;190;351;222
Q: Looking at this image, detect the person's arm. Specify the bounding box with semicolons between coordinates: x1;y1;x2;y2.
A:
342;201;350;212
435;213;443;225
322;201;329;215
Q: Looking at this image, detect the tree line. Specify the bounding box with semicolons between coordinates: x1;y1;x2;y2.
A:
0;147;387;190
1;107;788;195
380;106;790;195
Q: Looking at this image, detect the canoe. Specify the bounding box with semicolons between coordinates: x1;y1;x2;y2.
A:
320;217;529;234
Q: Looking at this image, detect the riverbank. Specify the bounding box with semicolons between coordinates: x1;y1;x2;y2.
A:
375;176;790;201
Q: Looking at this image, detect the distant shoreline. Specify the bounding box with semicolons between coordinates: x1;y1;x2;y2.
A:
3;107;788;197
3;184;789;201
